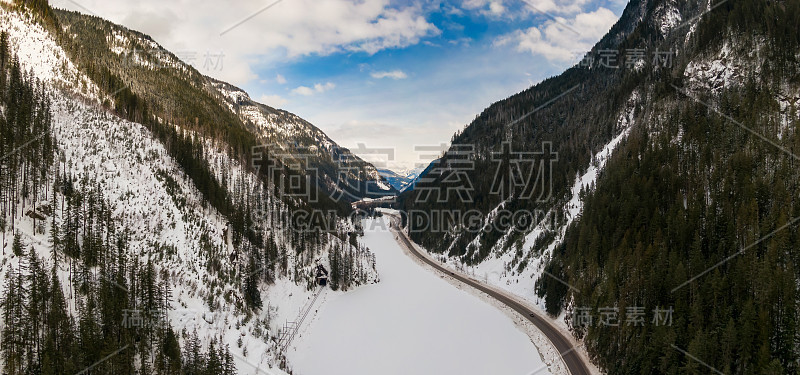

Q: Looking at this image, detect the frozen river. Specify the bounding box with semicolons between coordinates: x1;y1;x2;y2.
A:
287;217;551;375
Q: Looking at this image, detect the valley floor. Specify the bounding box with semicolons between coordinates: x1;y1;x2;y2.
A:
286;217;551;375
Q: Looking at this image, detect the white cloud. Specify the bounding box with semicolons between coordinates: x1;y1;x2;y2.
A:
314;82;335;92
292;82;336;96
461;0;507;17
520;0;591;15
448;37;472;47
50;0;439;85
496;7;618;62
461;0;592;18
292;86;315;96
370;70;408;80
488;1;506;15
275;74;287;85
259;94;288;107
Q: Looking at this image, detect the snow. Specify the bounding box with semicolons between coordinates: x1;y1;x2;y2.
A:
3;79;370;375
684;43;739;95
210;81;331;151
378;164;429;192
0;7;99;99
287;217;553;375
45;94;295;372
208;80;388;189
683;39;766;96
376;179;392;191
49;97;377;371
777;91;800;140
430;118;632;318
655;1;682;36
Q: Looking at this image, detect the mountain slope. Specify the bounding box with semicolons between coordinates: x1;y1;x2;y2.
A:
540;1;800;373
402;0;800;373
401;0;651;262
208;78;396;200
52;7;395;203
0;2;380;374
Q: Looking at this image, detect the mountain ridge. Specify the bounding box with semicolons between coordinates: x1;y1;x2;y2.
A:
52;6;396;203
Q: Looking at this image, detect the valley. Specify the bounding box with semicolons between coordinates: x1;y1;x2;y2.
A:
0;0;798;374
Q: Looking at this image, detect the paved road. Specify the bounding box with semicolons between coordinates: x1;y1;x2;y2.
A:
385;214;592;375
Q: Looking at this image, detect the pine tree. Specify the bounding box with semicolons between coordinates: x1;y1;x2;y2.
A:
49;179;60;267
328;243;340;291
223;344;236;375
243;255;262;309
12;231;22;257
182;329;203;374
1;265;26;375
48;267;75;372
159;326;181;374
206;339;222;375
26;247;49;373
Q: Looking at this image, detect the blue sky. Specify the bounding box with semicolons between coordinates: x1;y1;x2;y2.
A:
52;0;627;170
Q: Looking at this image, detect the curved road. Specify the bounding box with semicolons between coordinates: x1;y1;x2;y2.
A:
385;213;591;375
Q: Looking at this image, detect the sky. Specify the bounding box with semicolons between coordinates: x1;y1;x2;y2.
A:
51;0;627;171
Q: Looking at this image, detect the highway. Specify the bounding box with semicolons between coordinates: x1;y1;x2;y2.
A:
385;213;592;375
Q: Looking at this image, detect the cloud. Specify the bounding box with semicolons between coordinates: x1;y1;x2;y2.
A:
51;0;439;85
462;0;506;16
328;120;404;141
460;0;592;18
448;37;472;47
314;82;335;92
291;82;336;96
275;74;287;85
220;0;440;57
121;9;177;41
488;1;506;15
520;0;591;15
259;94;288;107
370;70;408;80
292;86;315;96
496;7;618;62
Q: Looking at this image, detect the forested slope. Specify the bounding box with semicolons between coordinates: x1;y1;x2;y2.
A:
0;1;380;373
537;0;800;373
403;0;800;373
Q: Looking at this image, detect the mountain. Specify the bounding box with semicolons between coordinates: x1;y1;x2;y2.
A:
401;0;800;373
207;78;397;200
53;7;396;203
376;164;429;192
376;168;406;191
0;1;381;374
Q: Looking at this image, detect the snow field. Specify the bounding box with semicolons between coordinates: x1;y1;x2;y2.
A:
288;216;552;375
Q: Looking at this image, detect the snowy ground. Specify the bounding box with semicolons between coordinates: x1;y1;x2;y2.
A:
286;217;552;375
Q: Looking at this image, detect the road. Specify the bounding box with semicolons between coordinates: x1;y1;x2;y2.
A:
385;213;592;375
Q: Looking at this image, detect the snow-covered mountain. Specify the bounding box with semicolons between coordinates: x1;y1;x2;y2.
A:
400;0;800;373
207;78;396;200
402;0;685;301
0;2;380;374
376;164;429;192
54;7;395;203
